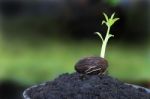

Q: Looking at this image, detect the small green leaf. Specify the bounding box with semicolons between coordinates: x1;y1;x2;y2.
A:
108;34;114;38
102;20;106;25
102;12;119;27
95;32;104;41
103;13;109;21
111;12;115;19
113;18;120;23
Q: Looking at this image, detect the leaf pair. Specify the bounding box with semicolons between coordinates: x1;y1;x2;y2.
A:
102;13;119;27
95;32;114;42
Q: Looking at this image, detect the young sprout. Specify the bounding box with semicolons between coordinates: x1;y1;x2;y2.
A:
74;13;119;75
95;13;119;58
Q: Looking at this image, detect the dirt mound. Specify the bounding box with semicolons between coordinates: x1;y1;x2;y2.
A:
26;73;150;99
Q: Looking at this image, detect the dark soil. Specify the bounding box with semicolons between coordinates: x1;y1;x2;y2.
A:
26;73;150;99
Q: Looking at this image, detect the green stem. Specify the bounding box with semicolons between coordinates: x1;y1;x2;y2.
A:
100;26;110;58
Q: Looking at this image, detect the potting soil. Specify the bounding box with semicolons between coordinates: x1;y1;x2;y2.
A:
26;73;150;99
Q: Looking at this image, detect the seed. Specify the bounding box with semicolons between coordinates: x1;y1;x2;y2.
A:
74;57;108;75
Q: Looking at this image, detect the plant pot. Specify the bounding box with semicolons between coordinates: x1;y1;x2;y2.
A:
23;73;150;99
23;83;150;99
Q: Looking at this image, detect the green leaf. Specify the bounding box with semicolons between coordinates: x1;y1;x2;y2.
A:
95;32;104;41
113;18;120;23
102;12;119;27
108;34;114;38
111;12;115;19
103;13;109;21
102;20;106;25
109;18;119;26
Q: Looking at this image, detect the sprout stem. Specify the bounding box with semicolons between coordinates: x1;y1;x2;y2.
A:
100;26;110;58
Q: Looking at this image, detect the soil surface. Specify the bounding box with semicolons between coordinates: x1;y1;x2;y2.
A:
26;73;150;99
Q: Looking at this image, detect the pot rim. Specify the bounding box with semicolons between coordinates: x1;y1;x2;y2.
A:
23;83;46;99
126;83;150;93
23;83;150;99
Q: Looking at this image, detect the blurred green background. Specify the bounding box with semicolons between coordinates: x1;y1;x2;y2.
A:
0;0;150;99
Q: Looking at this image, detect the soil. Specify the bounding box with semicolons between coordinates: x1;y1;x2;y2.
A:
26;73;150;99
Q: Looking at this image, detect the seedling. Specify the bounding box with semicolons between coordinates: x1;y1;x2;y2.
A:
95;13;119;58
75;13;119;75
